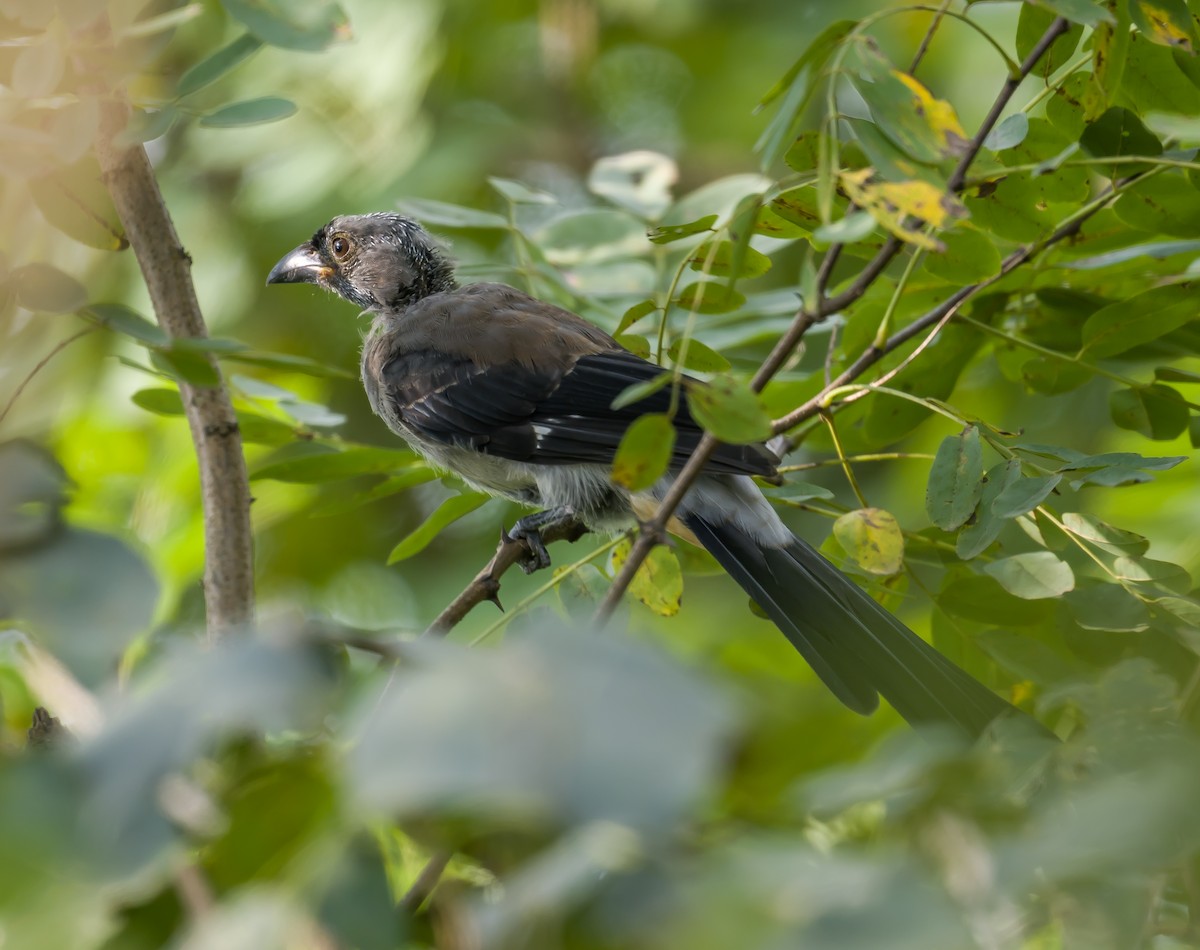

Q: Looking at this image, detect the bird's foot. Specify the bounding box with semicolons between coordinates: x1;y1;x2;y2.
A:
505;506;578;575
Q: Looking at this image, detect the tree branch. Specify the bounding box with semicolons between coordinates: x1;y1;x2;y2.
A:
92;97;255;641
592;16;1071;624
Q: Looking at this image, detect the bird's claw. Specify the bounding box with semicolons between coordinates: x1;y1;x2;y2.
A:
505;506;577;575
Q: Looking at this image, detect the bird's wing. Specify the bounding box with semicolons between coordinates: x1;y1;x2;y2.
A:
379;347;777;477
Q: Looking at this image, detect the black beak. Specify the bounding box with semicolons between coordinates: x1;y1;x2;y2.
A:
266;243;331;285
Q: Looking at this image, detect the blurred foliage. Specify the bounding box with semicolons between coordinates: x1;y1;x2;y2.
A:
3;0;1200;947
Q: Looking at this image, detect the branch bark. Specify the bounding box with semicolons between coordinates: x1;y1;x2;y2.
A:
93;97;255;641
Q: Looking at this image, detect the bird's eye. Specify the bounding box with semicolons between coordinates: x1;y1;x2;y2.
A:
331;236;351;259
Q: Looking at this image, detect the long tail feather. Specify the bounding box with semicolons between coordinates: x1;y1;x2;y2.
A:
684;514;1020;737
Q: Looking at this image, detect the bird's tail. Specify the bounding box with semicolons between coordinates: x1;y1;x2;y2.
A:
683;513;1020;737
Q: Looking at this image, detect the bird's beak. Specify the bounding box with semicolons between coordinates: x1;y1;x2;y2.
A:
266;244;331;285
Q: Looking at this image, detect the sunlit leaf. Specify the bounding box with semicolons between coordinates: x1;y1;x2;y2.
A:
686;376;773;444
488;177;555;205
588;151;678;219
833;507;904;576
674;281;746;314
386;492;490;563
611;414;675;491
667;338;731;373
81;303;166;345
687;240;771;279
1129;0;1197;51
612;540;684;616
647;214;717;244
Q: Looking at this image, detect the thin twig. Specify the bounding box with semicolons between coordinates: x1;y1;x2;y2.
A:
402;849;453;912
0;328;96;428
909;0;954;73
422;519;588;638
592;17;1071;624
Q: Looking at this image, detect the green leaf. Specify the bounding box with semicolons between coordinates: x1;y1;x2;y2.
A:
1110;384;1189;440
849;46;967;163
1028;0;1114;27
685;376;773;444
1020;357;1092;395
667;338;731;373
833;507;904;576
1129;0;1197;51
1061;512;1151;556
11;263;87;313
925;426;984;532
755;20;856;169
923;228;1001;284
1065;583;1151;631
611;373;672;411
984;113;1029;151
612;540;684;616
177;33;263;97
687;240;771;279
983;552;1075;599
1058;450;1184;487
199;97;297;128
221;350;356;378
488;177;556;205
812;211;877;245
611;414;675;491
965;175;1060;243
614;333;651;359
395;198;508;229
647;214;718;244
386;492;490;564
311;468;439;517
762;481;836;504
991;474;1062;519
1017;4;1085;77
116;106;180;146
783;131;820;173
221;0;350;51
150;347;220;387
350;628;732;829
1080;284;1196;358
1079;107;1163;172
30;156;128;251
956;459;1022;559
616;300;658;334
752;204;809;239
674;281;746;314
252;446;418;482
1113;176;1200;238
81;303;167;345
130;388;184;416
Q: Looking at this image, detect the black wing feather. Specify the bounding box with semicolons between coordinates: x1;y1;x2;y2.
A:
380;348;776;477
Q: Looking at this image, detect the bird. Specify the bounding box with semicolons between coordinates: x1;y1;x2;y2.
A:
268;211;1025;737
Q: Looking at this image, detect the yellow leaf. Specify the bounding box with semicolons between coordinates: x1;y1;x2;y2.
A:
833;507;905;576
1132;1;1195;51
838;169;962;250
894;71;968;153
610;540;683;616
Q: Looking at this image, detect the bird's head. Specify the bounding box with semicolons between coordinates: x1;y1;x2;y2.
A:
266;212;456;312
